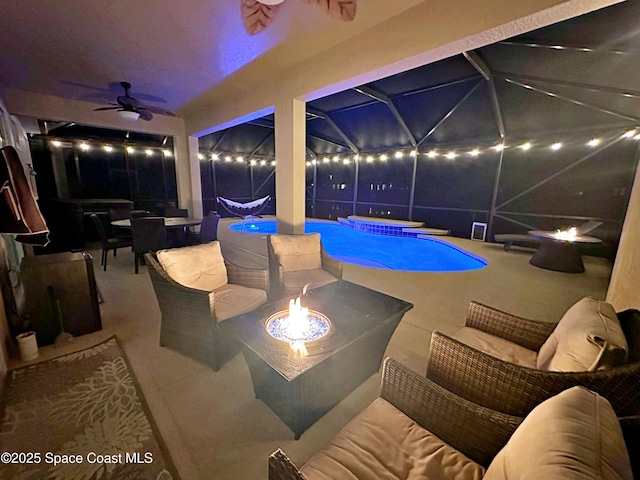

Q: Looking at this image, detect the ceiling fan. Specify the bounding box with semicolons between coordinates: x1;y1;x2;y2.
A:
93;82;175;121
241;0;356;35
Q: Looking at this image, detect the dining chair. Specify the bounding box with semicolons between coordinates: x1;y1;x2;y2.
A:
107;208;133;243
89;214;132;271
131;217;168;274
187;211;220;245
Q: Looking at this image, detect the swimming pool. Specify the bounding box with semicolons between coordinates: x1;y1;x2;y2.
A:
229;220;487;272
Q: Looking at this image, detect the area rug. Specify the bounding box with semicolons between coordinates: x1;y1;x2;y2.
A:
0;336;179;480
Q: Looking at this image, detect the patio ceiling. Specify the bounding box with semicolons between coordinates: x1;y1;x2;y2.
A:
196;0;640;158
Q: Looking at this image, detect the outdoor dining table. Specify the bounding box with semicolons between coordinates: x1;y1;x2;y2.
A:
112;217;202;248
110;217;202;229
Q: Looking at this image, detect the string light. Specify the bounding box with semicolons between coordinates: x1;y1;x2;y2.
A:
145;149;154;156
197;153;204;160
79;143;90;151
202;129;630;169
103;145;113;153
236;156;245;163
51;140;62;148
211;153;219;161
126;146;136;154
162;149;173;157
271;161;276;166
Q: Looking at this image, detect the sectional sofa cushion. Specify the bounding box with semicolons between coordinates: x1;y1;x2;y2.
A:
301;397;485;480
453;328;538;368
484;386;633;480
536;297;628;372
213;284;267;321
157;241;228;292
282;269;339;296
270;233;323;272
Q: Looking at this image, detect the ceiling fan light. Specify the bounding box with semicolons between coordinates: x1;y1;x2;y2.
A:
118;110;140;121
256;0;284;4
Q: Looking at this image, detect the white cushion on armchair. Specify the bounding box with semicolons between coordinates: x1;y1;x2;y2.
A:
269;233;323;271
536;297;628;372
484;387;632;480
157;241;228;291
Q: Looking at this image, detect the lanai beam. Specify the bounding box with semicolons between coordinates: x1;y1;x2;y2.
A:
353;86;417;148
307;108;359;153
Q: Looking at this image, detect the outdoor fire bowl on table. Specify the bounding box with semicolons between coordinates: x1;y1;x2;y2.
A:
265;296;333;356
221;280;413;439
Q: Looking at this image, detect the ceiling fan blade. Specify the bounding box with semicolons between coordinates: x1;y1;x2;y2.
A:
93;106;121;111
304;0;356;21
139;105;176;117
137;109;154;121
241;0;281;35
117;95;141;108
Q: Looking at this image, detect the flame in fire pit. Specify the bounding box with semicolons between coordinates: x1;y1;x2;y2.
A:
265;296;332;356
553;226;578;241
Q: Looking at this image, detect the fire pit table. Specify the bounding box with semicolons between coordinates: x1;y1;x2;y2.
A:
528;229;601;273
221;280;413;439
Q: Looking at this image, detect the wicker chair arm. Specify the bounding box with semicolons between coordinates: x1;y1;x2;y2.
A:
466;301;556;351
380;358;521;467
321;245;343;280
427;331;640;417
268;449;308;480
224;259;270;292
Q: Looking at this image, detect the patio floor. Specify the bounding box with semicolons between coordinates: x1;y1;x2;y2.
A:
8;217;612;479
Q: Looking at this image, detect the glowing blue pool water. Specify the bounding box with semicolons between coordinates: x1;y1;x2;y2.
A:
229;220;487;272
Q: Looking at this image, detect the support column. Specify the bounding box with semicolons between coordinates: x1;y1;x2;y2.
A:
275;97;306;234
173;135;203;218
607;164;640;310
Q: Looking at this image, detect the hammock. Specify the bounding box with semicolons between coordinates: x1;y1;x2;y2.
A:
217;195;271;218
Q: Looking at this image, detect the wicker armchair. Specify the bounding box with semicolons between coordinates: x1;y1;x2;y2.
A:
270;358;521;479
426;301;640;417
145;249;269;371
270;358;634;480
267;233;342;298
